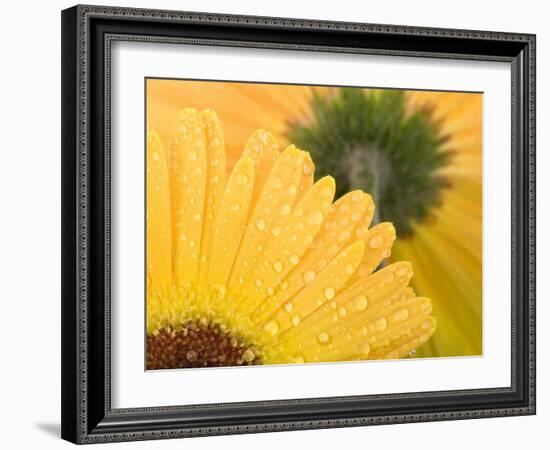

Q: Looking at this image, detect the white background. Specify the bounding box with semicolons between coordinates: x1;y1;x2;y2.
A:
113;42;511;408
0;0;545;449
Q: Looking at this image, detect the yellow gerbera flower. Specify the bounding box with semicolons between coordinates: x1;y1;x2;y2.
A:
146;108;436;369
147;80;482;358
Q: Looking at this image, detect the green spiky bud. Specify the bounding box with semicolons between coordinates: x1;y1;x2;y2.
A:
288;89;451;236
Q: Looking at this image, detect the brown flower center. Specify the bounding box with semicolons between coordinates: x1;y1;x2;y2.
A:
146;321;262;369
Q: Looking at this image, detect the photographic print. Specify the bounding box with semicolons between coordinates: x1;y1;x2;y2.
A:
145;79;482;370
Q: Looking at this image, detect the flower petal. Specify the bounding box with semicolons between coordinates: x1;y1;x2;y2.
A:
253;190;373;322
238;176;335;314
146;131;171;292
198;110;227;287
207;157;255;286
169;108;207;286
228;145;304;294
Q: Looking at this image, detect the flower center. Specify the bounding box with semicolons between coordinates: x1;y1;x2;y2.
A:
288;89;450;236
146;321;262;369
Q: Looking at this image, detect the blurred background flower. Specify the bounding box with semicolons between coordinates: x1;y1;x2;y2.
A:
147;79;482;357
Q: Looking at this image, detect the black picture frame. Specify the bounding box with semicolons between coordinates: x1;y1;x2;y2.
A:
61;4;536;444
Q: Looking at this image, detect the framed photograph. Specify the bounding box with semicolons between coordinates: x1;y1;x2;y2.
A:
61;4;536;444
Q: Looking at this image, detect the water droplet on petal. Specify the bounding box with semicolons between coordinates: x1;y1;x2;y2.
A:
338;306;348;317
422;319;432;330
255;218;266;230
353;295;368;311
358;341;371;356
193;212;201;222
394;308;409;321
288;184;297;195
289;254;300;265
186;350;198;362
303;269;316;284
420;301;433;314
369;235;384;248
255;278;263;287
374;317;388;331
187;151;197;161
235;173;249;186
284;302;294;312
271;226;281;237
317;332;330;344
291;315;301;326
324;287;336;300
264;320;279;336
351;192;362;202
280;203;291;215
345;263;354;275
307;210;324;225
272;260;284;273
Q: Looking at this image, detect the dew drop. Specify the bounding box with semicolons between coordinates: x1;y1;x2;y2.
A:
280;280;289;290
280;203;291;215
230;202;241;211
255;278;263;287
288;184;297;195
353;295;368;311
292;354;305;364
193;212;201;222
188;240;196;248
317;332;331;344
289;254;300;265
320;185;333;197
271;226;281;237
338;306;348;318
235;173;249;186
272;260;284;273
194;167;203;176
303;269;316;284
291;315;301;326
394;308;410;322
420;301;433;314
351;212;362;222
356;226;369;238
345;263;354;275
369;235;383;248
323;287;336;300
264;320;279;336
266;286;274;295
307;210;324;225
284;302;294;313
358;341;371;356
212;175;220;184
422;319;432;330
187;151;197;161
351;192;363;202
374;317;388;332
152;152;160;161
290;233;298;242
397;265;409;277
339;230;352;242
255;218;267;231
